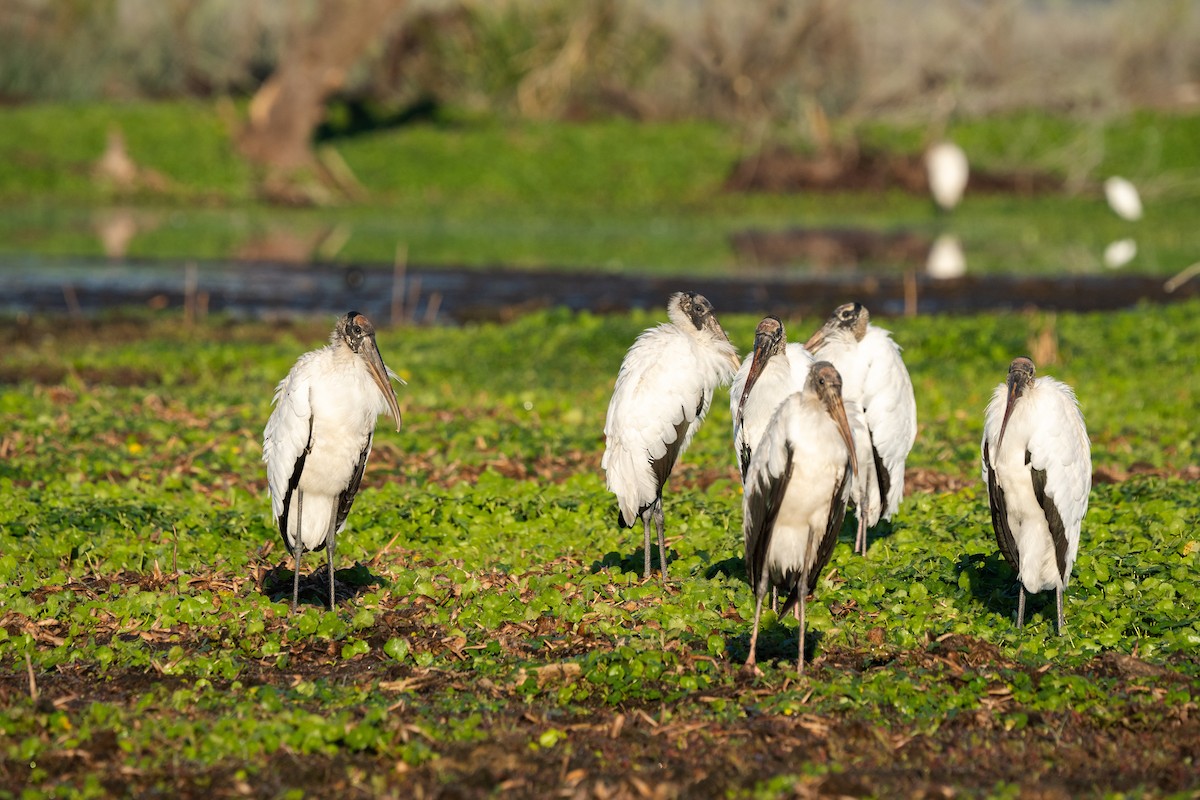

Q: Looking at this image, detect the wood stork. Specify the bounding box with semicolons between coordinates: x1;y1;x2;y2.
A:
743;362;858;674
805;303;917;555
263;311;403;611
925;141;969;212
732;317;877;482
730;317;810;482
602;292;740;580
731;317;874;612
982;357;1090;633
1104;176;1143;221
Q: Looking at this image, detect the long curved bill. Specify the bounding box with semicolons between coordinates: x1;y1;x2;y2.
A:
828;393;859;478
804;325;829;353
705;315;741;371
995;373;1022;456
735;332;772;424
364;336;403;432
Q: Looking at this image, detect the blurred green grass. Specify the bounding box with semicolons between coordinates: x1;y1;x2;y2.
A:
0;102;1197;274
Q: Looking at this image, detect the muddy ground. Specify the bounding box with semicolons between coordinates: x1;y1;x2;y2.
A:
724;144;1065;197
4;575;1198;799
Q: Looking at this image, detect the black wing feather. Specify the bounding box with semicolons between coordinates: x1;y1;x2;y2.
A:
984;441;1020;572
1029;454;1069;580
629;410;692;524
335;432;373;534
277;413;315;552
811;469;849;594
871;433;891;514
778;461;849;615
650;416;691;494
745;440;795;599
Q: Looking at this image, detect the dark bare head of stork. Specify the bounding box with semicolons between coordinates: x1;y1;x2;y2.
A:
808;360;859;477
335;311;403;432
805;302;870;351
669;291;729;341
668;291;739;369
996;356;1036;456
736;316;786;423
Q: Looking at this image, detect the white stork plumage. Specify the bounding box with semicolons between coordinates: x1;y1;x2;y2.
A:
263;311;403;611
731;316;873;487
982;356;1090;633
602;292;740;580
742;362;858;674
805;303;917;555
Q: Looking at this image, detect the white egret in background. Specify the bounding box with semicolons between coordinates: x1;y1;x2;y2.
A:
925;141;969;212
742;362;858;674
602;292;739;580
805;303;917;555
1103;238;1137;269
982;357;1090;633
263;311;403;611
1104;176;1143;221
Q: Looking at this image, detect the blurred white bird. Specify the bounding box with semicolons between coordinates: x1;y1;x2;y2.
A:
982;357;1090;633
602;292;739;580
925;141;969;212
1104;176;1143;221
263;311;403;612
805;303;917;555
1103;238;1137;269
742;362;858;674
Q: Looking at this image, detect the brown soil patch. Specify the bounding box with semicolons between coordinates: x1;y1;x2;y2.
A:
3;615;1197;799
4;565;1199;798
725;144;1064;196
730;227;932;271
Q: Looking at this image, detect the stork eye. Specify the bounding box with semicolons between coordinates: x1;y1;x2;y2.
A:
351;323;363;336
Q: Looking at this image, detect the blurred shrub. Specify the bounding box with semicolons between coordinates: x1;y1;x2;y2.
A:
0;0;285;102
365;0;673;121
2;0;1198;126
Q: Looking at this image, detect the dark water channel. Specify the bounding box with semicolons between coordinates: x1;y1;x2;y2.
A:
0;257;1195;324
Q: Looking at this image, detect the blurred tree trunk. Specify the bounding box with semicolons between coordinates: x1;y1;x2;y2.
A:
237;0;409;190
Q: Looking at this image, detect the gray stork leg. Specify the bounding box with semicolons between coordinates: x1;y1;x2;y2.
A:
797;574;808;676
1055;585;1065;635
770;586;777;614
641;512;653;579
326;522;337;611
653;499;667;583
744;593;765;671
1016;584;1026;629
292;491;304;613
855;513;867;556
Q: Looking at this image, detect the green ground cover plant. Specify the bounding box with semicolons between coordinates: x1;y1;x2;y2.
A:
1;301;1198;797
